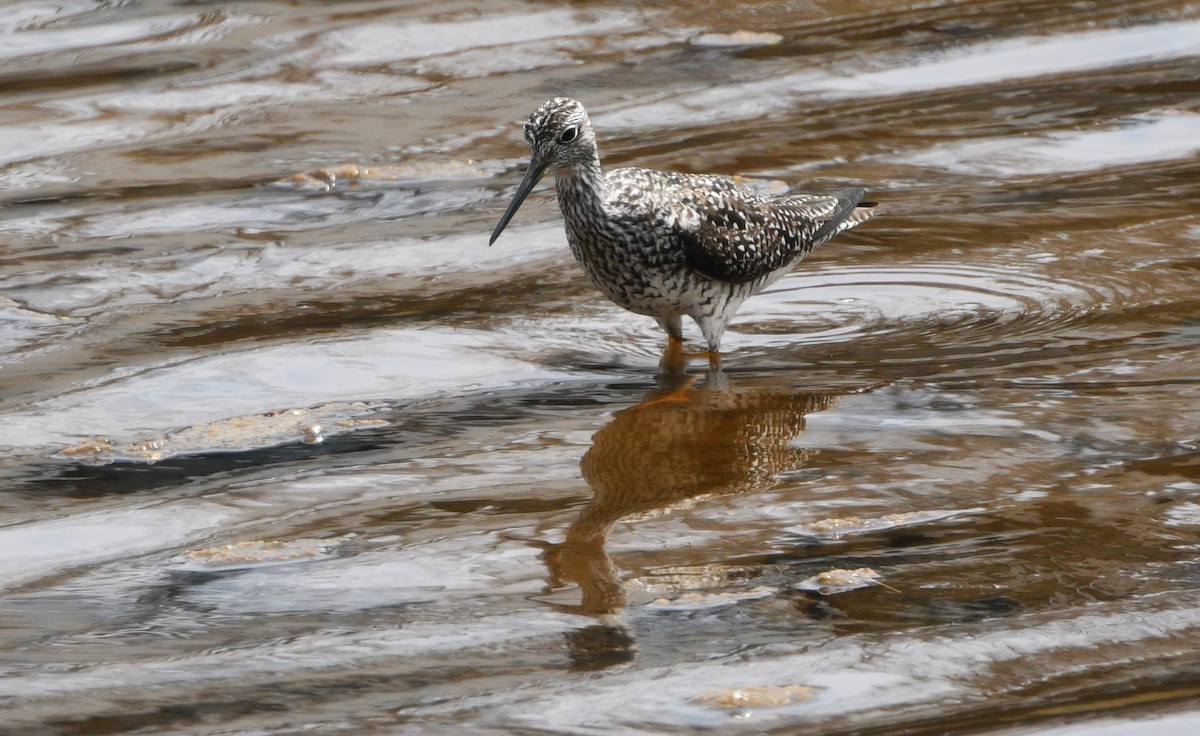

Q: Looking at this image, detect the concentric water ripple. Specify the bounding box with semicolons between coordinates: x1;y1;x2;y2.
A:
742;259;1157;353
501;254;1176;379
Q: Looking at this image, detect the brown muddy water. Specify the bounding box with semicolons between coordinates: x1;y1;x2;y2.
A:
3;1;1200;734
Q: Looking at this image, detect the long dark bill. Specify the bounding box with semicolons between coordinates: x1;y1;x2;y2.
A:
489;155;549;245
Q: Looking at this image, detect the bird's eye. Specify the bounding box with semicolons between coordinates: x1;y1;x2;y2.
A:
558;126;578;143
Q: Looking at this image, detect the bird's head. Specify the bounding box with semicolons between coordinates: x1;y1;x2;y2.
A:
490;97;595;245
523;97;596;170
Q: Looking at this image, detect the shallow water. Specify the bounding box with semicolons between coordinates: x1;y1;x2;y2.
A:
2;0;1200;733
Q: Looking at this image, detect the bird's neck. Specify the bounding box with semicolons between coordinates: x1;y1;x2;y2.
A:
555;151;606;213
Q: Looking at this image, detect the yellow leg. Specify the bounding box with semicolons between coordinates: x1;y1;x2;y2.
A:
635;377;698;408
680;348;722;371
660;336;686;373
636;339;697;408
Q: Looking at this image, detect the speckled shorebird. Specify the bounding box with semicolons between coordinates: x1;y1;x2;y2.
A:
489;97;875;354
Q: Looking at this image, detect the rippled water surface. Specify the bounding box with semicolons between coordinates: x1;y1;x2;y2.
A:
3;1;1200;734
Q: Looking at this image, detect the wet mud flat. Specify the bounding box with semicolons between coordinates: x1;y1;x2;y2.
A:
3;0;1200;734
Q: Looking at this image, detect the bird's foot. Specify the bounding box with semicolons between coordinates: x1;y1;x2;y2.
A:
659;336;688;373
682;349;723;371
642;340;700;407
661;337;722;371
633;375;699;409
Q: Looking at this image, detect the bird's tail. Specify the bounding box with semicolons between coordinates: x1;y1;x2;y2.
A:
838;199;877;233
809;188;877;247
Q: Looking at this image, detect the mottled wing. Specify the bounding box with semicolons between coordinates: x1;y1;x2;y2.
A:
678;188;866;285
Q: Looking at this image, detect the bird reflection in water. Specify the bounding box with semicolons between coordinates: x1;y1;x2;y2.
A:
540;344;844;668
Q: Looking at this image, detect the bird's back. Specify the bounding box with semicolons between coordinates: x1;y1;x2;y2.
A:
598;167;873;287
